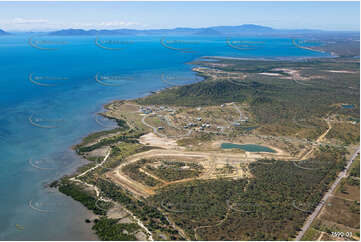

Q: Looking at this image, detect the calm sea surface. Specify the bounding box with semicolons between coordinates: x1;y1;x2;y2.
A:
0;35;328;240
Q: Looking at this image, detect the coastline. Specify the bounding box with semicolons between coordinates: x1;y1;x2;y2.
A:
58;48;353;240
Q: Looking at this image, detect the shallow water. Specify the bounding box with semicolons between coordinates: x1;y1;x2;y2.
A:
0;34;327;240
221;143;276;153
342;104;355;109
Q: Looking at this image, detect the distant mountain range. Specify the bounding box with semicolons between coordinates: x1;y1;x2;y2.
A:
49;24;330;36
0;25;358;37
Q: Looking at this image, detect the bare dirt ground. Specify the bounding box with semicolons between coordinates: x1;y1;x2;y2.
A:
273;68;325;82
259;72;282;76
87;146;109;158
300;119;332;160
107;204;129;219
102;102;304;199
139;132;181;150
98;101;333;202
107;144;294;198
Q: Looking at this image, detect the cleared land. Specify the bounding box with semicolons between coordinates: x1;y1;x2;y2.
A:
56;51;359;241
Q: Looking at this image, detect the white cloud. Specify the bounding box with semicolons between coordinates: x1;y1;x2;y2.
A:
11;18;49;24
0;18;145;31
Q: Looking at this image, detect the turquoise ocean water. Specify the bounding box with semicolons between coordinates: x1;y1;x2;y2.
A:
0;35;328;240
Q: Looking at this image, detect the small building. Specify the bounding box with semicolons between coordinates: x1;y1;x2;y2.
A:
141;107;153;114
158;126;164;130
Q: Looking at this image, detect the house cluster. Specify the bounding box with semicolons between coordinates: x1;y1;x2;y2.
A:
181;116;213;131
158;105;175;113
183;122;197;129
240;116;249;123
140;106;153;114
140;105;176;115
232;116;249;126
199;123;211;131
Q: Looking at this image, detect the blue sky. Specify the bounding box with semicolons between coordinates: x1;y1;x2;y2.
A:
0;1;359;31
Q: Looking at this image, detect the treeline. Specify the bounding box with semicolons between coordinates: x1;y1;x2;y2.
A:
350;157;360;178
92;217;138;241
137;58;359;137
96;178;184;240
149;146;347;240
57;180;108;215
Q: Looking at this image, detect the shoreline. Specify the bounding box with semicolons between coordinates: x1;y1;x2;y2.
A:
62;50;336;194
58;50;355;240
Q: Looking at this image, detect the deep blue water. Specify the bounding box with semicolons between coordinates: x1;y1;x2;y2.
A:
0;35;328;240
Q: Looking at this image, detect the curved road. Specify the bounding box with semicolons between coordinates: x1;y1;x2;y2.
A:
232;102;243;121
141;114;192;138
300;119;332;160
69;149;154;241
